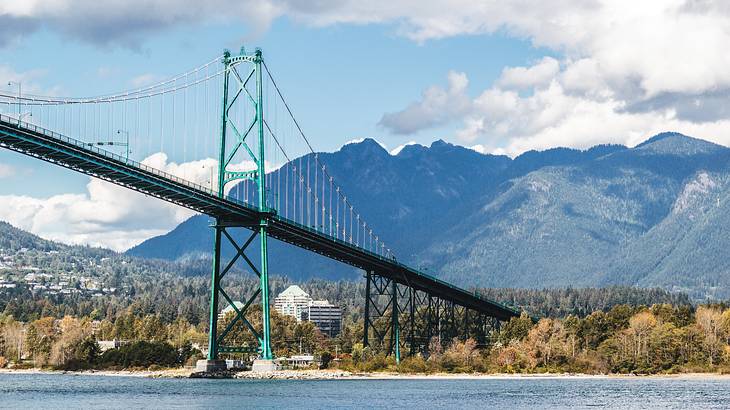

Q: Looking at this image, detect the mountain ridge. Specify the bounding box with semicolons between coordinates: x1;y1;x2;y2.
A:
126;132;730;299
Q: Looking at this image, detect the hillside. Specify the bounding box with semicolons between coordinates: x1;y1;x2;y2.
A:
2;219;694;323
0;221;63;252
127;133;730;299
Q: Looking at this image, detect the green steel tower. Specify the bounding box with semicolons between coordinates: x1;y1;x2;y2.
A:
199;47;275;372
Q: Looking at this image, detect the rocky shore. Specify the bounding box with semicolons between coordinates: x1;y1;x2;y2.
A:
233;369;354;380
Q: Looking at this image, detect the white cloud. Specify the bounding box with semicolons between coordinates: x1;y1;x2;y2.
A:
0;163;15;178
6;1;730;124
378;71;471;135
458;77;730;156
7;2;730;197
497;57;559;90
0;182;193;252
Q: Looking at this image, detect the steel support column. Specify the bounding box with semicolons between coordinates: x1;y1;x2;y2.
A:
392;280;400;363
206;224;223;360
363;270;371;347
254;48;273;361
409;287;416;357
205;49;231;361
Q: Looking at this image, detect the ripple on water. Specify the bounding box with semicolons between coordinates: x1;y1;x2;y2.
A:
2;374;730;409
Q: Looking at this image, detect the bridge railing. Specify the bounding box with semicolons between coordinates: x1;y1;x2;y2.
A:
1;113;254;209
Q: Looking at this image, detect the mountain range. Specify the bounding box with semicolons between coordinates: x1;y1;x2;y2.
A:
127;132;730;299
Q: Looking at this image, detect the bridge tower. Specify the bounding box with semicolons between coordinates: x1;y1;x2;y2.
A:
198;47;276;372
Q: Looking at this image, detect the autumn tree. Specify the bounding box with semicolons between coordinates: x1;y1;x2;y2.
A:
628;311;657;361
26;317;56;366
1;316;24;362
50;316;90;366
442;338;480;372
524;318;567;368
695;306;724;366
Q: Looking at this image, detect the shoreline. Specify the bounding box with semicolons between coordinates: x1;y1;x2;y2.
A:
0;368;192;378
3;368;730;380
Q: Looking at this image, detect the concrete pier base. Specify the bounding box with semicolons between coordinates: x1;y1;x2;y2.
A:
251;359;278;372
195;359;227;373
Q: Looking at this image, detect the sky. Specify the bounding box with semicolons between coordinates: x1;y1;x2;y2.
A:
2;0;730;251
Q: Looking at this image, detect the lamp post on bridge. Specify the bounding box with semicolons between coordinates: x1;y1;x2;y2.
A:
86;129;130;160
7;81;21;124
116;130;130;160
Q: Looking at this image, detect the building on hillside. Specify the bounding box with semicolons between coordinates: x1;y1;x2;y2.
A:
218;301;245;322
97;339;127;352
274;285;312;322
303;300;342;338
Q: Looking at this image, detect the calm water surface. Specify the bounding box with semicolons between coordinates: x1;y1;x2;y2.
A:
1;373;729;409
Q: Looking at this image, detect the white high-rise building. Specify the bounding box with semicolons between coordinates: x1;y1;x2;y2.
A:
274;285;312;322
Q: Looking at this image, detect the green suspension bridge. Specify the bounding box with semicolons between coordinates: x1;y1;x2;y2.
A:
0;48;519;370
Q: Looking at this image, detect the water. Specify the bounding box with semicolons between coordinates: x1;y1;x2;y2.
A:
1;373;729;409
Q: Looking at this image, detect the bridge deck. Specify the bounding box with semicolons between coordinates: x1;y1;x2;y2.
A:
0;114;519;321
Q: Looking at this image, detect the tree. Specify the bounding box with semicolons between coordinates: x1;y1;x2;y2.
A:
1;317;24;362
319;352;333;369
499;313;533;344
562;315;580;359
524;318;567;368
695;306;724;366
628;311;657;361
139;315;166;342
719;309;730;344
26;317;55;366
50;316;89;367
65;337;100;370
579;311;611;350
442;338;480;372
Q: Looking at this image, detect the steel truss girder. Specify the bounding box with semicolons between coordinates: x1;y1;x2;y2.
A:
363;270;506;360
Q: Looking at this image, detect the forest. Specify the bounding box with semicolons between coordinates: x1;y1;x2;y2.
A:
3;297;730;375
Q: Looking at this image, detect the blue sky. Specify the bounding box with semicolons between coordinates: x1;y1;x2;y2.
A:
2;1;730;250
